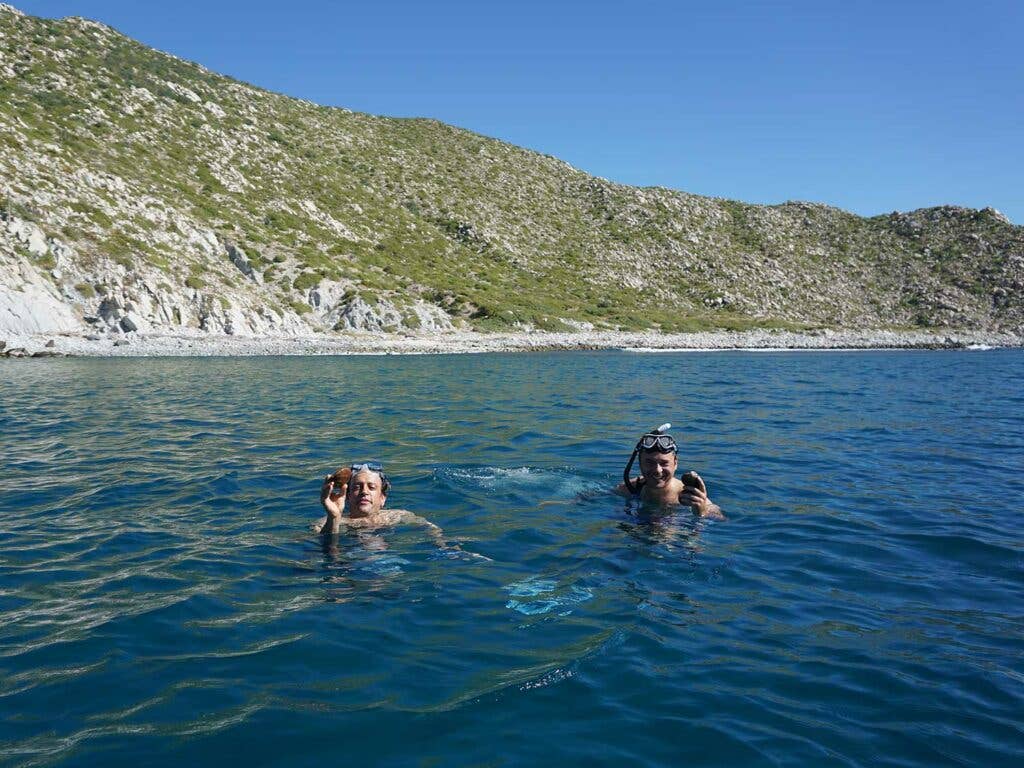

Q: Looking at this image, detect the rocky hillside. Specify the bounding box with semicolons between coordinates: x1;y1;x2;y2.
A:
1;3;1022;338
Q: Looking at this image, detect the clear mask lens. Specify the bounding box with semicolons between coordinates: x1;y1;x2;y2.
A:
640;435;676;451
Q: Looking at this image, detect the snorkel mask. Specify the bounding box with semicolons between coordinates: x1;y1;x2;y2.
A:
623;423;677;494
349;461;391;494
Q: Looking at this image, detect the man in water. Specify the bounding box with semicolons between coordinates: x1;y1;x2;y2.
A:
314;461;467;550
615;424;724;520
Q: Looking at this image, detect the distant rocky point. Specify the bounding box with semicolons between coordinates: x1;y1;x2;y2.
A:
1;3;1022;343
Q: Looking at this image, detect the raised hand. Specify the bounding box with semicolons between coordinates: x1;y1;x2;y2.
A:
320;474;346;518
680;472;723;519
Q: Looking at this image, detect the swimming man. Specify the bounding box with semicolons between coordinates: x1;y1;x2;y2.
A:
615;424;724;520
314;461;469;550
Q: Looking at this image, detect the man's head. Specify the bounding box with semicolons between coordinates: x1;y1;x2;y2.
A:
345;463;390;516
639;447;678;489
623;423;679;494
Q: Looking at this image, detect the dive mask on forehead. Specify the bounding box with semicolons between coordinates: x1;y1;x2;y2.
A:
349;461;390;494
623;423;676;494
639;433;677;452
350;461;384;473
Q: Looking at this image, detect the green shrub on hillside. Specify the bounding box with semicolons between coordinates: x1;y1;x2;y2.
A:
292;271;320;291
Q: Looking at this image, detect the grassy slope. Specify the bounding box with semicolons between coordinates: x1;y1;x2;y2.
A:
1;8;1021;333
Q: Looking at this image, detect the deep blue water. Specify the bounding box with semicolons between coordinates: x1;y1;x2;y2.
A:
1;350;1022;767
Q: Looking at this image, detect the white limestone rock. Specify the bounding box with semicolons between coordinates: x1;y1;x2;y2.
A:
204;100;226;119
5;217;48;256
407;301;454;332
0;261;83;334
165;81;201;104
329;297;396;331
308;280;353;313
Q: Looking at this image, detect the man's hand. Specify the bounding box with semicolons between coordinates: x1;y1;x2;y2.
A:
680;472;724;519
320;474;346;518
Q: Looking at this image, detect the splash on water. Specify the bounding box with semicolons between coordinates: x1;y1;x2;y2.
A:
435;465;602;499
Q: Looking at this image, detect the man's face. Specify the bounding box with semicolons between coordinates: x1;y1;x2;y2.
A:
346;470;387;515
639;450;677;488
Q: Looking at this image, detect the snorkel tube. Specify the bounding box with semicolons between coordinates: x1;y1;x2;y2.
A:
623;423;673;494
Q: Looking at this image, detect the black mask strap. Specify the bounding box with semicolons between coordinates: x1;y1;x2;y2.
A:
622;442;641;494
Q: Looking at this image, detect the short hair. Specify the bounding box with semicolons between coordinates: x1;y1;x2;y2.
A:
639;447;676;458
348;466;390;495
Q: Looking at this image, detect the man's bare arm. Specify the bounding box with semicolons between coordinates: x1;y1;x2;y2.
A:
614;477;644;497
395;511;492;561
396;510;449;547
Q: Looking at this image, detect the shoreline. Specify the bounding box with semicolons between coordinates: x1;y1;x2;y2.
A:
2;328;1022;358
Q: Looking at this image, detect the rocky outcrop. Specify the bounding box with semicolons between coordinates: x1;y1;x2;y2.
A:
225;242;262;285
0;208;419;336
0;255;82;334
325;296;452;332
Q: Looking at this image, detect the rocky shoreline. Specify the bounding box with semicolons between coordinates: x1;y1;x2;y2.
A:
1;328;1021;358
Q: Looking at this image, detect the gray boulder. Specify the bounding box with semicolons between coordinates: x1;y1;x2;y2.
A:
120;313;140;333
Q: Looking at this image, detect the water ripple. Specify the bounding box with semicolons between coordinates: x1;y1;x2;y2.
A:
1;352;1023;766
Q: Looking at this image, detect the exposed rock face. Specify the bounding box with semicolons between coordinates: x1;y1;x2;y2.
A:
5;216;48;256
0;4;1022;339
225;242;262;285
331;297;404;332
0;255;82;334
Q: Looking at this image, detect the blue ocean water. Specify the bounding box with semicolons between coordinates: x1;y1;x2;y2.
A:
1;350;1022;767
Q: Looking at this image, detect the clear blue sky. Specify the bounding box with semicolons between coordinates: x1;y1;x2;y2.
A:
15;0;1024;223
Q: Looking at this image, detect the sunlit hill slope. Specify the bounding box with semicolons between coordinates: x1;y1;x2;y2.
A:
1;4;1021;337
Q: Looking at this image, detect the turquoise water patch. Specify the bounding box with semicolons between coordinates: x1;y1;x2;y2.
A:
354;553;410;577
503;576;595;615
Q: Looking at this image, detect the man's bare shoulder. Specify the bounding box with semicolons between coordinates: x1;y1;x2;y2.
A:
614;478;642;497
382;508;414;524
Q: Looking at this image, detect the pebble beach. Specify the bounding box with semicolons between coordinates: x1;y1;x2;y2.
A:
2;327;1021;357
